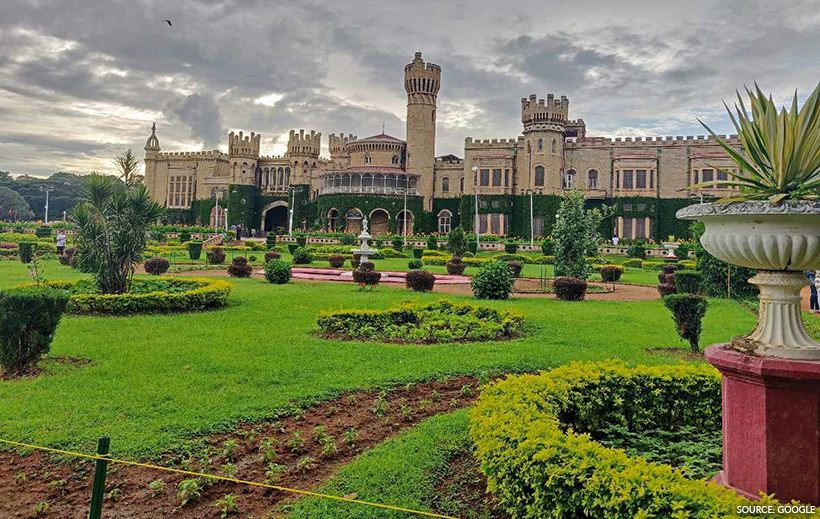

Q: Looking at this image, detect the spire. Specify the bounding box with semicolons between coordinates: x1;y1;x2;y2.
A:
144;122;161;152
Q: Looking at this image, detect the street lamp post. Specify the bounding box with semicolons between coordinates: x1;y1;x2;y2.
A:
213;190;221;235
40;186;51;224
288;187;295;236
529;189;535;248
472;166;479;251
224;208;229;232
402;186;408;248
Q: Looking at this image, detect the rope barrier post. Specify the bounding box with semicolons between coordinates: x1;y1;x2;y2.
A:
88;437;110;519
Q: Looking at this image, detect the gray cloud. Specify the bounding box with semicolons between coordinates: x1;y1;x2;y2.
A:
166;93;224;148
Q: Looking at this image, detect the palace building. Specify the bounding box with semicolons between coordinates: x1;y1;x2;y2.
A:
144;52;739;240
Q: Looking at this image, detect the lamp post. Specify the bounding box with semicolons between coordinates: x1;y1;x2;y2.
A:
40;186;51;224
288;186;295;236
62;210;67;222
402;185;408;248
224;208;229;232
213;190;221;235
472;166;479;251
528;189;535;248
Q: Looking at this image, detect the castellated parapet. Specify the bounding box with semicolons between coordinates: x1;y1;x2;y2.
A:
158;150;228;160
328;133;357;159
228;131;260;158
288;129;321;157
521;94;569;133
404;51;441;104
566;134;740;148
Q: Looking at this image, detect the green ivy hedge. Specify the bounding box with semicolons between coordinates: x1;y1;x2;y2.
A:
470;361;781;518
29;277;231;315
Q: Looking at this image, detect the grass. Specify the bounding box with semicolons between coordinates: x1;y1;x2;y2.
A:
0;259;756;457
287;409;471;518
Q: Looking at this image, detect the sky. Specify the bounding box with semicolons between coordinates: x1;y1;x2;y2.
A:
1;0;819;177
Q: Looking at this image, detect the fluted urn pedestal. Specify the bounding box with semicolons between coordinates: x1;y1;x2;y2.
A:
678;201;820;504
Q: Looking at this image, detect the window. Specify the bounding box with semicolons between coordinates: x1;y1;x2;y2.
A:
437;210;452;234
622;170;634;189
492;168;502;186
635;218;646;239
551;139;557;154
478;215;488;234
537;139;544;152
533;217;544;238
441;177;450;193
364;154;372;164
168;175;193;208
392;155;399;165
459;177;465;192
622;217;633;239
701;168;714;182
563;169;576;189
490;213;502;234
717;170;728;181
623;203;633;211
636;203;646;212
534;165;545;186
588;169;598;189
636;169;647;189
480;168;490;186
504;169;510;186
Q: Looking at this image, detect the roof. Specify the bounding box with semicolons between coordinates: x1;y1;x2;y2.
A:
357;132;405;144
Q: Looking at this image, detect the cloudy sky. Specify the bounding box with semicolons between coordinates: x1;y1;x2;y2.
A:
1;0;819;177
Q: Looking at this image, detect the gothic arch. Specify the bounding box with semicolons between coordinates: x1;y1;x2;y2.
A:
259;200;289;231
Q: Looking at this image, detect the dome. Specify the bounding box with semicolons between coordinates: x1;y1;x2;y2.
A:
144;122;161;151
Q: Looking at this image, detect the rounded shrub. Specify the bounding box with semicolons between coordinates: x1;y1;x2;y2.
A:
227;256;253;278
0;286;69;375
446;255;466;275
187;241;203;261
287;243;298;254
412;248;424;259
264;251;281;263
144;257;170;275
599;264;624;282
405;270;435;292
675;244;691;259
291;247;313;265
623;258;643;268
264;259;292;284
352;261;381;287
408;259;423;269
553;276;587;301
506;261;523;278
541;239;555;255
472;261;515;300
339;234;356;245
675;269;702;295
59;248;76;267
504;240;518;254
391;238;403;251
467;241;478;255
34;226;52;239
296;235;307;247
178;231;191;243
426;235;438;250
328;254;345;268
206;247;225;264
265;233;277;249
18;241;35;263
627;242;647;259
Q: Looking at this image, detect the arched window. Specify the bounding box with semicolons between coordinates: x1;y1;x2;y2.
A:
537;139;544;152
563;169;576;189
587;169;598;189
364;154;372;164
534;165;545;187
551;139;557;154
396;210;414;235
437;210;452;234
391;155;399;165
441;176;450;193
459;177;465;192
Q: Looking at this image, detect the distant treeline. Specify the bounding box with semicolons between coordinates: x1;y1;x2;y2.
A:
0;171;87;221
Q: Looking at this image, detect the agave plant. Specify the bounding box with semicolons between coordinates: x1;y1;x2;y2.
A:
696;82;820;203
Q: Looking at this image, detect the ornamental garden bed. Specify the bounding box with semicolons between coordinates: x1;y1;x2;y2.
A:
28;277;231;315
470;361;784;518
317;300;524;344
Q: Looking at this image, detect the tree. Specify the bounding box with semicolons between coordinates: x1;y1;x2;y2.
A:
0;186;33;220
691;221;757;299
114;149;141;186
663;293;708;353
7;172;87;220
72;174;164;294
447;227;467;256
553;191;609;279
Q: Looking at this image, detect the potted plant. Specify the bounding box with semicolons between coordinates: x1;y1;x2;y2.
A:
677;84;820;359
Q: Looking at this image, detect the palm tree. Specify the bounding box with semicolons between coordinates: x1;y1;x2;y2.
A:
72;174;164;294
114;149;141;186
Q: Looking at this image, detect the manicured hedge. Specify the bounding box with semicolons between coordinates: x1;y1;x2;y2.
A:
30;278;230;315
470;361;778;518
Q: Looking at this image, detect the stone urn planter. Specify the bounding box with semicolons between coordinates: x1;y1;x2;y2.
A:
677;200;820;360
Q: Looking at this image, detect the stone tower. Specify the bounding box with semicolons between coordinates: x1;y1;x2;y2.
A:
143;122;161;198
404;52;440;210
328;132;356;167
287;129;321;186
521;94;568;192
228;131;260;185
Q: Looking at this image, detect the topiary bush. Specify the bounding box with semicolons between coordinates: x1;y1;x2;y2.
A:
504;240;518;254
623;258;643;268
178;231;191;243
675;270;702;294
447;227;467;256
59;248;76;267
663;294;709;353
541;239;555;255
446;255;466;275
291;247;313;265
206;247;225;264
187;241;203;261
467;241;478;255
18;241;35;263
227;257;253;278
34;226;51;239
506;261;523;278
264;251;281;263
627;241;647;259
264;259;292;284
287;243;298;254
328;254;345;268
599;264;624;282
265;233;277;249
0;287;69;376
553;276;587;301
405;270;436;292
470;361;768;519
426;235;438;251
144;257;170;275
407;259;423;269
472;261;515;300
296;235;307;247
658;264;678;296
352;261;381;288
412;248;424;259
339;234;356;245
675;243;691;259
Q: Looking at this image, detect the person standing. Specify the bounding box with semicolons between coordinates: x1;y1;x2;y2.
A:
808;270;818;313
56;230;67;256
612;235;620;246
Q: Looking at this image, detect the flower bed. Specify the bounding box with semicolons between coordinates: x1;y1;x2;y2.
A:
27;277;231;315
317;300;524;344
470;361;780;517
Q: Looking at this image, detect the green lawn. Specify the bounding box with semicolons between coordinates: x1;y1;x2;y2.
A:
0;259;755;458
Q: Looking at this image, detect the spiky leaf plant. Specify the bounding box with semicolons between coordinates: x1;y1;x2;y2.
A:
696;83;820;203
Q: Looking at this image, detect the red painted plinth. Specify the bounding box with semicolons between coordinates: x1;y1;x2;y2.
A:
706;344;820;504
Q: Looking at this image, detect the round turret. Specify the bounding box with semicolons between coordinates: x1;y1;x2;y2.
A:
144;122;161;152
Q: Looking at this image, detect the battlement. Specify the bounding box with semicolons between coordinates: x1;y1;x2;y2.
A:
288;129;321;157
405;52;440;97
329;133;357;159
465;137;522;148
258;155;287;162
521;93;569;127
158;150;227;160
228;131;261;157
566;134;741;148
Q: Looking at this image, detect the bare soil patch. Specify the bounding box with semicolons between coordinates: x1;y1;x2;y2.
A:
0;376;480;518
431;450;508;519
645;347;705;362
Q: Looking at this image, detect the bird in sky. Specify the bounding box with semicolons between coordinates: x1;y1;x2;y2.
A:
165;19;173;27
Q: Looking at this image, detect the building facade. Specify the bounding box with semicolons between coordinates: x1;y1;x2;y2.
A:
144;52;739;240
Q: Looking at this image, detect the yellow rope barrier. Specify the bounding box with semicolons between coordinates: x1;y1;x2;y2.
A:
0;438;456;519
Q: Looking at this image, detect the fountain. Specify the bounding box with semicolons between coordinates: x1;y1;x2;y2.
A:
351;218;378;266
